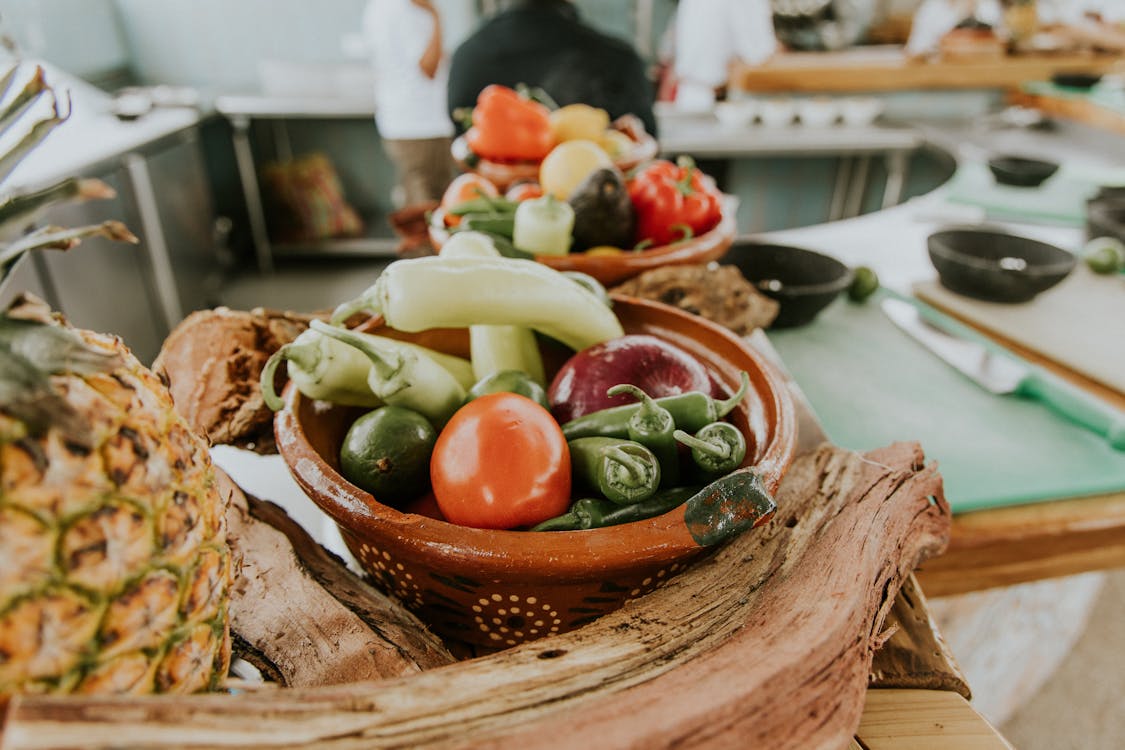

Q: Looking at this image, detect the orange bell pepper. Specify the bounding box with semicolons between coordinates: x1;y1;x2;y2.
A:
465;85;555;163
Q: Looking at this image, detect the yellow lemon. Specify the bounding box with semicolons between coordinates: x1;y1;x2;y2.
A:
549;104;611;143
539;139;614;199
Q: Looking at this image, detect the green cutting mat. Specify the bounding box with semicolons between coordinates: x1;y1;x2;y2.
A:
767;296;1125;513
944;160;1125;227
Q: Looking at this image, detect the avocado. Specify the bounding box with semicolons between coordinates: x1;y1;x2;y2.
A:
568;167;634;251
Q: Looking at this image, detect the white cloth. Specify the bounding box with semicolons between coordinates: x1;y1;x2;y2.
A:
905;0;1002;56
362;0;454;140
673;0;778;110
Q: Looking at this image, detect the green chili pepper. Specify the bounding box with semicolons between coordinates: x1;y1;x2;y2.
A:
447;196;519;216
478;232;535;260
561;371;751;441
309;320;466;428
605;383;679;487
531;486;699;531
466;369;549;409
561;271;612;308
673;422;747;478
568;436;661;505
461;213;516;237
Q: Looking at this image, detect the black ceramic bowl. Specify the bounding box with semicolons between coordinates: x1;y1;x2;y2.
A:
927;227;1076;303
987;155;1060;188
1051;72;1103;90
1087;200;1125;244
721;242;853;328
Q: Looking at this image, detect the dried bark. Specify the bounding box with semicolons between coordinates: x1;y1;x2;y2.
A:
153;307;322;453
219;470;455;688
1;442;949;750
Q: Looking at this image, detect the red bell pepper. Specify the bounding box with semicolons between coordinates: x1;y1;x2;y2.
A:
626;158;723;247
465;85;555;163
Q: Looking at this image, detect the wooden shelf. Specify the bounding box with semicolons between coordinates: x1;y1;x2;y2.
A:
731;49;1120;94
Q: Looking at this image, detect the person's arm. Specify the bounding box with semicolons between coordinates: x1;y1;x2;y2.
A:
413;0;443;80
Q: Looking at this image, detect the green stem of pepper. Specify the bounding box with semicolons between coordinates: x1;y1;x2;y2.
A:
673;422;747;477
568;437;661;505
561;371;751;441
530;486;699;532
606;383;679;487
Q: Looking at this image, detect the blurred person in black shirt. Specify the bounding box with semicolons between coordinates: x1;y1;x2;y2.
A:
446;0;658;137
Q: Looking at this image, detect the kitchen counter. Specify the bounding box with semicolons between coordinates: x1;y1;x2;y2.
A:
731;47;1121;94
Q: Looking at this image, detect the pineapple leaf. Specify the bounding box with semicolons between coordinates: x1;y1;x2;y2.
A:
0;177;116;238
0;64;47;142
0;221;138;269
0;88;68;185
0;64;20;107
0;340;98;447
0;312;124;377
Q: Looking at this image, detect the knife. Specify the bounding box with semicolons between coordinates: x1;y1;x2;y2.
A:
881;298;1125;451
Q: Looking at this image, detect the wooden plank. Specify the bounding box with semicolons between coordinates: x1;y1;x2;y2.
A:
918;490;1125;596
730;51;1118;93
857;689;1014;749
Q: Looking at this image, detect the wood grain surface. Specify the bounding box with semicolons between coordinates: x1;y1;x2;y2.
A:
730;51;1120;93
0;442;949;750
856;690;1013;749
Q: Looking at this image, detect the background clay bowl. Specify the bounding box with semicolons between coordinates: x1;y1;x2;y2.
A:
429;205;737;287
451;127;658;192
275;296;797;648
927;226;1076;303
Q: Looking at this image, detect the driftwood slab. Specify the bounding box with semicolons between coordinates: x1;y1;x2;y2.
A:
219;470;455;686
0;442;949;750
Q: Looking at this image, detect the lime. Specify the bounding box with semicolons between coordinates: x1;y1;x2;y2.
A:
1083;237;1125;275
339;406;437;508
848;265;880;303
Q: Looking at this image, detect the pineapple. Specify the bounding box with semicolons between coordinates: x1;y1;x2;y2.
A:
0;64;232;695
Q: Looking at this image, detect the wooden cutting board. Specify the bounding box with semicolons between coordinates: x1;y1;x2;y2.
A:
914;265;1125;397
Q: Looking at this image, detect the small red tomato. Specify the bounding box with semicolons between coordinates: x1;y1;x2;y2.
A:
431;393;571;529
441;173;500;227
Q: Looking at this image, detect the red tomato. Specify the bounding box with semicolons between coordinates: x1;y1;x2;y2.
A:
505;181;544;202
430;393;571;530
441;173;500;227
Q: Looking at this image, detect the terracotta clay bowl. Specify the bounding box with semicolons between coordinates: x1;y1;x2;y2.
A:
275;296;797;647
450;126;658;192
429;206;737;287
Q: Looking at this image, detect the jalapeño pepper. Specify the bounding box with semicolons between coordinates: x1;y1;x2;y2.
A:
531;486;699;532
674;421;747;478
561;371;750;441
568;436;661;505
605;383;679;487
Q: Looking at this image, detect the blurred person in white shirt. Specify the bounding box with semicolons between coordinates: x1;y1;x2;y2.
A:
363;0;455;207
672;0;779;111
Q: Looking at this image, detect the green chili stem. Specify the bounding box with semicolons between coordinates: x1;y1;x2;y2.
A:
260;342;316;411
713;371;751;420
310;320;403;382
607;384;670;433
604;445;651;485
673;429;730;460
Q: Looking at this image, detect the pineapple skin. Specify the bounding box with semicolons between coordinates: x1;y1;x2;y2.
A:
0;327;232;696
